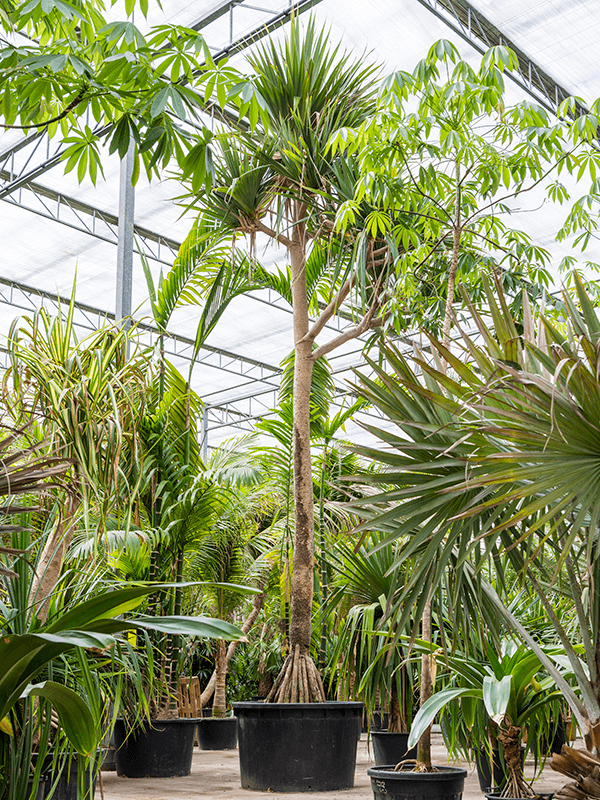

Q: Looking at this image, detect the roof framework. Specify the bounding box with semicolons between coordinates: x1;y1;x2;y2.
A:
1;0;599;447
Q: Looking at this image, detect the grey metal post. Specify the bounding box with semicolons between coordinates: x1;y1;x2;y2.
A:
201;405;209;462
116;141;135;324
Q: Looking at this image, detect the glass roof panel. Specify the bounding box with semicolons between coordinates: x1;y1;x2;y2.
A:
2;0;600;443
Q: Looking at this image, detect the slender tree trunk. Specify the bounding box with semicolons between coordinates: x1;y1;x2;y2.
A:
29;495;78;623
201;583;267;707
318;443;329;669
442;157;462;355
289;203;315;656
212;640;227;717
416;595;432;770
389;680;406;734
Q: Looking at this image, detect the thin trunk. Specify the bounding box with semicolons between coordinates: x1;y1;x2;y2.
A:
289;202;314;655
168;547;185;698
318;443;328;670
212;640;227;717
29;495;78;623
416;596;432;770
442;157;462;358
389;680;406;734
201;585;267;707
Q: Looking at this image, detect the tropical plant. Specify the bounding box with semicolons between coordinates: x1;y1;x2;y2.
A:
176;18;404;700
0;0;236;183
349;274;600;793
324;533;416;733
338;36;600;768
0;561;245;800
4;305;149;622
407;641;562;797
183;442;277;717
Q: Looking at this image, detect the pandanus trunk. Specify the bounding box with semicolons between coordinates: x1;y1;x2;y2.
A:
265;204;327;704
416;596;432;769
289;205;315;656
212;640;227;717
389;680;407;734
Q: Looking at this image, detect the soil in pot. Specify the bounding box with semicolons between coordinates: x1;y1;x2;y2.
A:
196;716;238;750
367;763;467;800
370;731;417;766
114;718;198;778
484;792;554;800
233;701;363;792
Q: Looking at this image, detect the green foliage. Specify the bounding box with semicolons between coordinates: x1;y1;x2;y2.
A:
350;274;600;746
334;39;600;336
0;0;218;181
5;302;148;524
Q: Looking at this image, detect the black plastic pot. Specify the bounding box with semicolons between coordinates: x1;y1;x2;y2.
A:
114;718;198;778
370;731;417;766
474;747;525;793
233;701;363;792
370;710;389;731
196;716;238;750
42;755;96;800
368;764;467;800
26;776;47;800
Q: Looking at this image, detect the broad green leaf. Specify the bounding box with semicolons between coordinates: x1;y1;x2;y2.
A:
408;687;481;748
24;682;96;755
130;615;245;641
483;675;511;725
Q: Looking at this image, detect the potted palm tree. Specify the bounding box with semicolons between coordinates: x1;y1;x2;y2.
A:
324;533;418;766
350;274;600;800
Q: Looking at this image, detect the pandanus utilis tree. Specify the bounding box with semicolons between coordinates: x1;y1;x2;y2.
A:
176;19;405;700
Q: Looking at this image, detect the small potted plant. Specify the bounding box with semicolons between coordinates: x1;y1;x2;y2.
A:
400;641;561;799
325;533;418;766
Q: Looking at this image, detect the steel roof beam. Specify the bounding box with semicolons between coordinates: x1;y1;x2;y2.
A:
0;171;181;266
0;276;282;380
416;0;587;116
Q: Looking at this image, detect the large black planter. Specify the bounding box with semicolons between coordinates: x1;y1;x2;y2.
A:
42;755;96;800
371;731;417;766
368;764;467;800
114;718;198;778
233;701;363;792
196;716;238;750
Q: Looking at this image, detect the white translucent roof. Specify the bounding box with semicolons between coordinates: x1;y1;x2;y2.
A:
1;0;599;447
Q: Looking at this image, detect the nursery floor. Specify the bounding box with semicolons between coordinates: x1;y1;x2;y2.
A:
99;731;571;800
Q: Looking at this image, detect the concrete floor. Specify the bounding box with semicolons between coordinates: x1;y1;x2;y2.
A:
98;732;571;800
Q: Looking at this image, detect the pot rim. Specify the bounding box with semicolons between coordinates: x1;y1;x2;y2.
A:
367;764;467;781
232;700;363;709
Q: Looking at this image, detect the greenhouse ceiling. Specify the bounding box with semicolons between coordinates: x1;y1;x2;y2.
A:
1;0;599;448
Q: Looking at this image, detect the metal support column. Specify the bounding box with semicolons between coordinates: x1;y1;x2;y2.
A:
116;142;135;323
201;405;209;462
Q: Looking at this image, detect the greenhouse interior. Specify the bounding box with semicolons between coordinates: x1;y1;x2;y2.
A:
3;0;600;799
